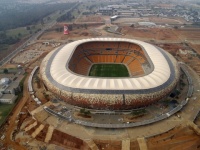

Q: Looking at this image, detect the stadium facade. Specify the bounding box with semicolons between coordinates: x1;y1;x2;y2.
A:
40;38;180;110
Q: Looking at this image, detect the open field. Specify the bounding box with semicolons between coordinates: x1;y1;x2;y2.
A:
113;16;187;25
77;15;104;23
0;104;15;125
39;29;93;40
0;24;42;58
189;44;200;55
121;27;200;42
89;64;129;77
6;27;29;38
148;16;187;24
154;43;186;55
38;23;103;40
0;38;27;61
175;28;200;41
40;25;188;42
147;126;200;150
37;19;200;43
6;24;42;38
122;27;179;41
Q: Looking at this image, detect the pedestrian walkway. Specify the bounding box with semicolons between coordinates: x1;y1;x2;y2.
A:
85;139;99;150
31;124;44;138
24;121;37;132
122;138;130;150
137;137;148;150
45;125;54;143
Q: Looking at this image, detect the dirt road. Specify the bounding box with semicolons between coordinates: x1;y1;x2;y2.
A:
4;76;29;150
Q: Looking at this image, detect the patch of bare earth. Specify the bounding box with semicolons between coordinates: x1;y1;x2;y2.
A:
146;126;200;150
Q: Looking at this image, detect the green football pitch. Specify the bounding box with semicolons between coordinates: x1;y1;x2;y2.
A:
89;64;129;77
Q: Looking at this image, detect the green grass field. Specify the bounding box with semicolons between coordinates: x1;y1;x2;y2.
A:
6;24;42;38
89;64;129;77
0;103;15;125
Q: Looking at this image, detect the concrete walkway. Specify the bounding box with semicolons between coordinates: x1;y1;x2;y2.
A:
137;137;148;150
122;138;130;150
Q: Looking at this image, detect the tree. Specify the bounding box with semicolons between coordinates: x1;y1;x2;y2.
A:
18;33;22;37
80;108;91;116
47;16;51;21
55;28;60;32
68;25;73;31
174;26;178;29
3;68;8;74
26;26;31;30
84;24;87;29
0;32;7;39
41;19;44;26
84;110;91;115
130;24;135;28
80;108;85;114
131;109;146;116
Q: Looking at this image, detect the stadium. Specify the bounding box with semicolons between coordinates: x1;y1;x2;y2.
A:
40;38;180;110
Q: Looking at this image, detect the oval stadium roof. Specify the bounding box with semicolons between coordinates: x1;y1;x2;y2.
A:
43;38;173;93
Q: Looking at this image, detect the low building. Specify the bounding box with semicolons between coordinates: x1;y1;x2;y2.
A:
116;10;136;15
98;7;113;15
137;22;156;27
0;93;17;104
0;78;20;104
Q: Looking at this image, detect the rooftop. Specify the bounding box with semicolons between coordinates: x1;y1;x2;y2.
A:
42;38;178;94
